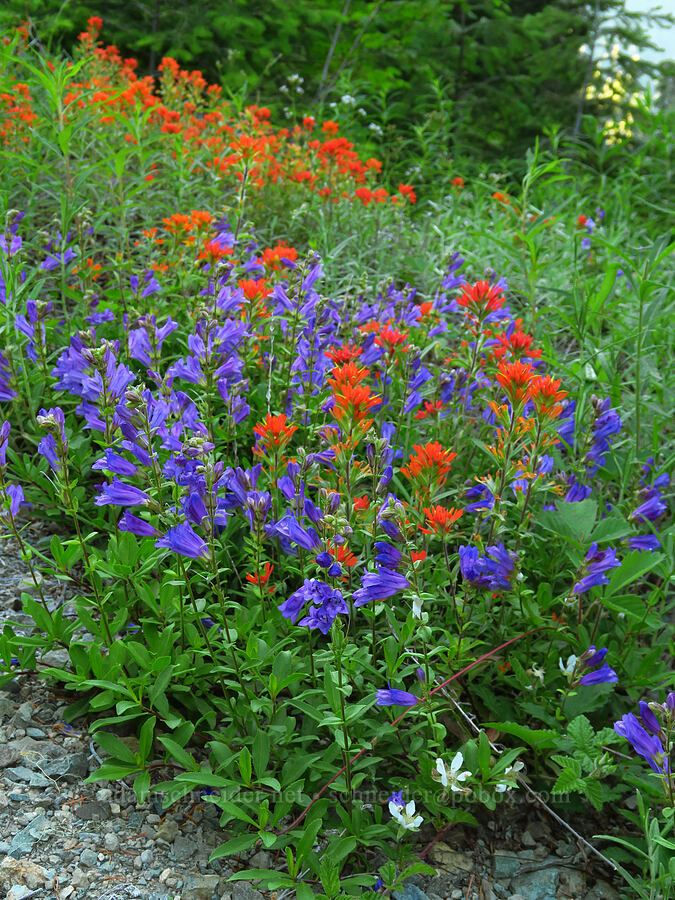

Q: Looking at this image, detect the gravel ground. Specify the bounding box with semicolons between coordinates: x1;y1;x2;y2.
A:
0;525;626;900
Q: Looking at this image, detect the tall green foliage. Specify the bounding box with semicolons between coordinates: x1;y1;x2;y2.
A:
1;0;671;169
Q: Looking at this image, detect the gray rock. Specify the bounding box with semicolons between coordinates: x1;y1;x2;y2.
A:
232;885;266;900
6;886;32;900
25;728;45;739
172;833;197;860
248;850;272;869
428;842;473;873
554;840;575;858
4;767;36;783
584;880;621;900
8;814;50;857
12;703;33;728
42;752;88;780
40;649;69;667
392;885;431;900
184;873;221;899
79;848;98;868
557;869;586;897
0;857;48;890
493;852;521;879
140;849;154;866
0;697;16;719
74;800;111;821
155;818;180;843
104;832;120;852
71;868;90;888
0;747;20;768
510;865;558;900
521;830;537;848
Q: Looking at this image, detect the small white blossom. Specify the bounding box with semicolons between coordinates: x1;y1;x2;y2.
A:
433;752;471;792
530;664;545;684
559;654;577;681
388;798;423;831
495;760;525;793
357;107;367;116
279;84;289;94
368;123;383;136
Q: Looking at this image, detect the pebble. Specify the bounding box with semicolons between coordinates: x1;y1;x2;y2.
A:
6;887;32;900
156;817;180;842
79;848;98;868
74;800;112;822
141;848;154;865
72;868;90;889
104;832;120;851
248;849;271;869
172;832;197;860
521;829;536;848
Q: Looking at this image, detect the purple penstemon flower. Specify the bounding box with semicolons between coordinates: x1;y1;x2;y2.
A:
118;512;159;538
92;450;138;476
375;684;418;707
572;542;621;594
94;478;150;508
374;542;402;569
0;482;24;520
614;713;670;775
353;567;409;608
458;543;517;591
278;579;333;624
155;523;209;560
298;587;348;634
560;646;618;687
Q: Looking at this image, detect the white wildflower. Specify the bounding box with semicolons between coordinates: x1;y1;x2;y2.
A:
495;760;525;793
433;752;471;792
388;798;423;831
559;654;577;681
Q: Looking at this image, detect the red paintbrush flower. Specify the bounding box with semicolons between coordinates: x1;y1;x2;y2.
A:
495;360;537;406
253;414;297;456
326;344;362;364
456;281;506;320
421;505;464;536
401;442;457;491
527;375;568;419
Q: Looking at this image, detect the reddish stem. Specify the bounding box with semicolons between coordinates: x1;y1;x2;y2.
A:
276;627;545;836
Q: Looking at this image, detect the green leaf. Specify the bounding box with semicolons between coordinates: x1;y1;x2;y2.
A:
320;856;341;897
134;770;151;804
138;716;156;762
210;833;258;859
86;762;139;781
158;736;198;771
149;665;174;706
552;767;585;794
536;499;597;544
567;715;595;754
238;747;252;786
605;551;664;597
252;729;270;778
483;722;557;748
94;731;139;764
583;779;604;811
478;731;491;782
